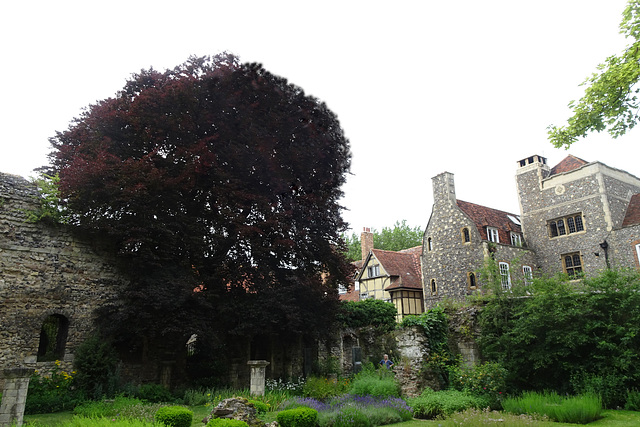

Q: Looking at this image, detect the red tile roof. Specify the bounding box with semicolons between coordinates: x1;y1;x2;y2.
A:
549;155;588;175
622;193;640;227
339;260;363;301
457;200;522;244
369;249;422;291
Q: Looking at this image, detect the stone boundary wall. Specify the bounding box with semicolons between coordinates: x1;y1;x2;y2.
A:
0;173;127;389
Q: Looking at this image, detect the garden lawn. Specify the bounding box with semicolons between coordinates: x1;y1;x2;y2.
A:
24;405;210;426
23;408;640;426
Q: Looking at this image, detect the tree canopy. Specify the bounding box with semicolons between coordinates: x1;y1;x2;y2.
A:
48;54;352;344
548;0;640;148
479;269;640;408
343;220;423;262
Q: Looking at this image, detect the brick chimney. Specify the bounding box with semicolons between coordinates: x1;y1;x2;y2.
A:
361;227;374;261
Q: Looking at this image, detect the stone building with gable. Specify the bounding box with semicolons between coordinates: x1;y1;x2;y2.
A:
422;154;640;309
515;154;640;276
421;171;537;309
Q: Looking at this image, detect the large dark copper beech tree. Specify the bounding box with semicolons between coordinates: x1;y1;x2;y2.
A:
48;54;352;352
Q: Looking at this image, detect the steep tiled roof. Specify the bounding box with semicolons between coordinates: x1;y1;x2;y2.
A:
339;260;363;301
622;193;640;227
457;200;522;243
370;249;422;291
549;155;588;175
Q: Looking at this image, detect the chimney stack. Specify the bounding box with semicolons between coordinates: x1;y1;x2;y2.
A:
361;227;373;261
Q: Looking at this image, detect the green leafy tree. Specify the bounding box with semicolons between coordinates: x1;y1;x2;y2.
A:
479;268;640;407
343;220;423;262
47;54;352;353
549;0;640;147
25;173;68;224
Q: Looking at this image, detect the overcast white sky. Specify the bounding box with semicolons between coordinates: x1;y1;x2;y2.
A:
1;0;638;234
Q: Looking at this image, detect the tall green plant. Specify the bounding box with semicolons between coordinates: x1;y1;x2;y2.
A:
479;268;640;404
73;334;120;399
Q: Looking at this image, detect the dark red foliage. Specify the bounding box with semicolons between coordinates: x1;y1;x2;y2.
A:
49;54;352;342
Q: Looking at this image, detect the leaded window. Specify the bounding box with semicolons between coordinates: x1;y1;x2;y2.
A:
562;252;583;277
548;214;584;237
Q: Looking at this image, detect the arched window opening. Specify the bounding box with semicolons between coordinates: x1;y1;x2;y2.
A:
37;314;69;362
427;237;433;251
430;279;437;295
468;272;476;289
462;228;470;243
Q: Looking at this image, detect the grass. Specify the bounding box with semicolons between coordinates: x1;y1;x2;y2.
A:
502;391;603;424
21;399;640;427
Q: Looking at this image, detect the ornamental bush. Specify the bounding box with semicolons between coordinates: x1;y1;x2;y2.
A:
449;361;506;409
277;407;319;427
303;376;350;400
407;389;486;419
155;405;193;427
248;399;269;414
25;361;82;414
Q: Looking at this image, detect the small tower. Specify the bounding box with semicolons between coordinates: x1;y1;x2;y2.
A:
516;155;550;216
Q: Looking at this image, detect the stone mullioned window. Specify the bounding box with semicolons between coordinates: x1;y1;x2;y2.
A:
548;213;584;237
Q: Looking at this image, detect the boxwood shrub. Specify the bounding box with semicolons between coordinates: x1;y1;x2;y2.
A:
277;407;319;427
155;405;193;427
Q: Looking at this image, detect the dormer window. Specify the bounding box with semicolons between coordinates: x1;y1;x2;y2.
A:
510;232;523;247
487;227;499;243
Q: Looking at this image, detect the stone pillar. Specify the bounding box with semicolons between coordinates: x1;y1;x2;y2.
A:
0;368;34;427
247;360;270;396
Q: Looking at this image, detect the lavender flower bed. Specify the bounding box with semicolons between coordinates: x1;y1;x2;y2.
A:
281;394;413;427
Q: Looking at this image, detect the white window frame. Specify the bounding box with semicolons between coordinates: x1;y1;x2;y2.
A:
510;232;522;247
487;227;499;243
523;265;533;285
367;264;380;277
636;243;640;266
499;262;511;290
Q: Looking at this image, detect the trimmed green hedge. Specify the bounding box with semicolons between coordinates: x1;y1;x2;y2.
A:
277;407;319;427
155;406;193;427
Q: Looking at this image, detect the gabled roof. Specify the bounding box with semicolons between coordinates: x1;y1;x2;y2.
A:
368;248;422;291
549;155;588;176
456;200;522;243
622;193;640;227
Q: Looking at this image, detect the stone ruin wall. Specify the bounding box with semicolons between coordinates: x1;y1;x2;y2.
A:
0;172;127;390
